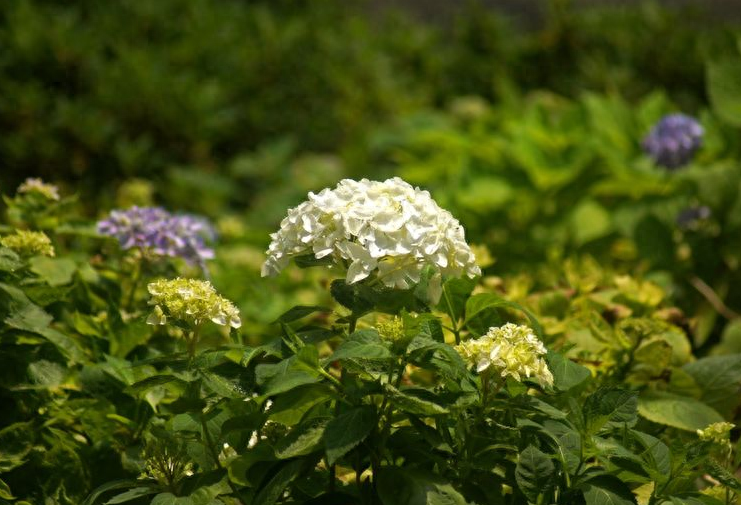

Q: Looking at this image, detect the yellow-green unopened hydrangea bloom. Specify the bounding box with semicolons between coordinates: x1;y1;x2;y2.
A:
147;278;241;329
455;323;553;387
1;230;55;257
17;178;60;201
697;422;735;443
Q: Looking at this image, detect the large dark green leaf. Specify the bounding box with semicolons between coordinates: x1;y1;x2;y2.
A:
253;459;305;505
324;406;376;465
583;388;637;433
384;384;448;416
683;354;741;418
274;305;331;324
515;445;555;502
637;391;724;432
547;350;591;391
582;476;637;505
377;467;467;505
330;329;392;361
274;417;329;459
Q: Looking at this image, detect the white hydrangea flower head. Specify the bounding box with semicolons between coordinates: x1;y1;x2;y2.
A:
262;178;480;292
147;278;241;329
455;323;553;387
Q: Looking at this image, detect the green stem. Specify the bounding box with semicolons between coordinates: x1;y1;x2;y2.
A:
187;326;201;362
125;255;143;310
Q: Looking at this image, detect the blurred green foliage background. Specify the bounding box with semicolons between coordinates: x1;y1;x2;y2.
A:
4;0;741;342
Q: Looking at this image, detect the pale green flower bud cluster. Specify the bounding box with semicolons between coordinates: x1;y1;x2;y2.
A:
262;177;480;292
697;422;735;444
377;316;405;343
1;230;55;257
455;323;553;387
17;178;60;201
147;278;241;329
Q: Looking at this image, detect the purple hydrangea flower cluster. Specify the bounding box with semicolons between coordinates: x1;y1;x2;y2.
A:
97;206;216;266
642;114;703;170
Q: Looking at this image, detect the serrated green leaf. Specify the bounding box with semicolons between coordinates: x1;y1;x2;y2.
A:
683;354;741;418
126;374;186;394
0;479;13;500
637;391;723;432
106;486;159;504
705;459;741;493
274;305;330;324
274;417;329;459
82;480;149;505
582;476;637;505
584;388;638;433
269;384;334;425
330;329;392;361
384;384;448;416
253;459;304;505
324;406;376;465
377;467;467;505
201;371;247;398
256;355;322;397
547;350;591;391
516;445;555;502
29;256;77;286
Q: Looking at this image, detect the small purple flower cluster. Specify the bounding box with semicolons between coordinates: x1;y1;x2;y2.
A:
642;114;703;170
97;206;215;266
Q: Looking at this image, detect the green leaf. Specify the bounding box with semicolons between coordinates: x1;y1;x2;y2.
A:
384;384;448;416
437;277;476;323
126;374;186;394
377;467;467;505
584;388;638;433
324;406;376;465
0;421;34;472
330;329;392;361
253;459;304;505
27;359;66;388
82;480;149;505
705;459;741;493
631;431;671;483
201;371;247;398
0;247;23;272
547;350;591;391
269;384;334;425
582;476;637;505
106;487;160;504
683;354;741;418
0;479;13;500
571;200;612;246
274;305;330;324
29;256;77;286
463;293;543;337
256;353;322;397
637;391;724;431
329;279;376;315
274;417;329;459
515;445;555;502
707;57;741;127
